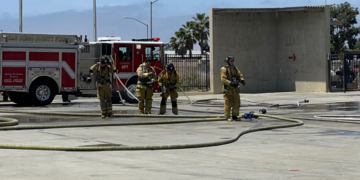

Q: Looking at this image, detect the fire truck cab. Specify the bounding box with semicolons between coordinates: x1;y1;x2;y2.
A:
0;32;165;106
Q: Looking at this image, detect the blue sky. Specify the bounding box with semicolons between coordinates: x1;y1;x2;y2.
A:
0;0;359;49
1;0;359;18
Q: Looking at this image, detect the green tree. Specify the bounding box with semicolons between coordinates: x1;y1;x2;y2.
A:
191;13;210;55
355;37;360;49
330;44;335;52
163;43;171;51
179;21;197;57
330;2;360;51
169;34;186;56
169;21;197;57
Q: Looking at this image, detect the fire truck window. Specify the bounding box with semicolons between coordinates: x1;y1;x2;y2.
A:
118;46;132;61
145;46;161;61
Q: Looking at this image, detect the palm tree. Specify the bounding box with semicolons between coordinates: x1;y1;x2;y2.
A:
191;13;209;55
179;21;197;58
169;35;186;57
169;21;197;58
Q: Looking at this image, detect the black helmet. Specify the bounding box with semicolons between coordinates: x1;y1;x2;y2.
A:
165;63;175;71
225;55;234;62
100;56;108;64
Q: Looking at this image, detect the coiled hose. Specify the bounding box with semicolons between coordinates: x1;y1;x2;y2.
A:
0;110;303;151
0;72;304;151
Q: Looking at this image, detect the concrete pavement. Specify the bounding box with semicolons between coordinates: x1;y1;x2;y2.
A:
0;91;360;179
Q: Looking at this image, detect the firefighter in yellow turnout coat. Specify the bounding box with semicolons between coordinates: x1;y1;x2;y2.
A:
158;63;181;115
136;59;157;114
90;57;117;118
221;55;245;121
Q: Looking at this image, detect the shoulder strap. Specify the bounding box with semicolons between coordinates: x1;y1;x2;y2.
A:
234;66;238;77
226;67;230;80
96;64;100;74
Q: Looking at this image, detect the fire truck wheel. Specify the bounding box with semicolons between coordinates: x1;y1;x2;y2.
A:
122;80;138;104
29;80;56;106
111;91;120;104
9;92;33;106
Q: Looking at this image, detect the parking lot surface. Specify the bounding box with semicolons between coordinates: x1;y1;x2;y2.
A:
0;92;360;180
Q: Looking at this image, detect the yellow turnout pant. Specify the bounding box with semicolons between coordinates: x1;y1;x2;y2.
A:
160;90;178;115
223;90;240;118
136;88;153;114
97;85;113;115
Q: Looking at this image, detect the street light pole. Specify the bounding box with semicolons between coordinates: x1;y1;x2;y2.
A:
19;0;22;32
123;16;148;38
93;0;97;42
150;0;158;39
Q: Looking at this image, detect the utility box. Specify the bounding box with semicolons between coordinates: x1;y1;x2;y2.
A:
210;6;331;93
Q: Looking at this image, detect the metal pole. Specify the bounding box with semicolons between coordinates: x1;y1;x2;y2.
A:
343;53;346;93
19;0;22;33
150;2;152;39
93;0;97;42
146;25;148;38
328;53;331;92
206;54;208;90
150;0;158;39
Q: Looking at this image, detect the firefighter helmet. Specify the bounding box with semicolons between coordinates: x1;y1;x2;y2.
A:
100;56;108;64
165;63;175;71
225;55;234;62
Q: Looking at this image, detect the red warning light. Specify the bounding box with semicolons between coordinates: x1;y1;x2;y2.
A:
153;37;160;41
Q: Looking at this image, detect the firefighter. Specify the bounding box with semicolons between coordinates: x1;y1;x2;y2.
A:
158;63;181;115
221;55;245;121
89;56;118;118
136;59;157;114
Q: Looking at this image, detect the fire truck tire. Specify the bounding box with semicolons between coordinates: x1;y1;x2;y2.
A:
2;92;9;102
29;80;56;106
111;91;120;104
9;92;33;106
122;80;138;104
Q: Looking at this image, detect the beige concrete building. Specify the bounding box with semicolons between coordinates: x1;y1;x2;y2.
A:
210;6;331;93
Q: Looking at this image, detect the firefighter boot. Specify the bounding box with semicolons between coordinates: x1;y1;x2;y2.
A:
171;99;178;115
145;99;152;114
100;99;107;118
159;97;167;115
137;89;145;114
138;100;145;114
232;116;241;121
106;99;114;117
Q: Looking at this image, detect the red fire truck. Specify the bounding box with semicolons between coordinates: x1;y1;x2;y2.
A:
0;32;165;106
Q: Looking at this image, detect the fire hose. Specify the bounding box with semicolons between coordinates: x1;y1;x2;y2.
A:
0;81;305;151
0;57;304;151
0;111;303;151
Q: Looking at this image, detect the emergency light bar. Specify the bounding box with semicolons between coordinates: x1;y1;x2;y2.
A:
98;37;121;42
132;37;160;42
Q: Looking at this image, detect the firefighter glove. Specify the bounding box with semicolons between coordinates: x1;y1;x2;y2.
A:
146;80;154;88
240;80;246;86
230;81;239;87
160;86;166;93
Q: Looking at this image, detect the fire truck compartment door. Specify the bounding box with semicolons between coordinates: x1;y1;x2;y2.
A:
114;43;134;73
